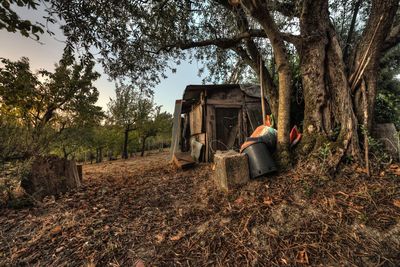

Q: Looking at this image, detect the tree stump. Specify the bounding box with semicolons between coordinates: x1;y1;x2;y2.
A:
21;156;81;199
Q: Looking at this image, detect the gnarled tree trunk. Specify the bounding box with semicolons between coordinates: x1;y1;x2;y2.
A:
298;0;360;170
297;0;398;171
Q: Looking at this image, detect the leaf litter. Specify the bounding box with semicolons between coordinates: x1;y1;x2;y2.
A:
1;151;399;266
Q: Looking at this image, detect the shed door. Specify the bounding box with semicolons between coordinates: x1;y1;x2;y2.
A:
215;108;240;150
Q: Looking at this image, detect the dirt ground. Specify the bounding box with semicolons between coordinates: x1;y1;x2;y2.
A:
1;151;400;266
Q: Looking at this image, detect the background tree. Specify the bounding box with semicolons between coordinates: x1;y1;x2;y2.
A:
136;104;173;157
0;49;103;161
108;85;146;159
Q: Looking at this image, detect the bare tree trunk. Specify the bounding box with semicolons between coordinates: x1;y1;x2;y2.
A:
63;147;68;159
343;0;362;63
96;147;103;163
297;0;361;172
140;137;147;157
241;0;292;166
123;127;129;159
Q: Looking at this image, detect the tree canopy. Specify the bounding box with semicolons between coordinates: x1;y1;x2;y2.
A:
0;50;103;160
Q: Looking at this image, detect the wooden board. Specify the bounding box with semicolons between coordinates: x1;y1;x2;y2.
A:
170;100;183;159
189;104;203;135
173;152;196;169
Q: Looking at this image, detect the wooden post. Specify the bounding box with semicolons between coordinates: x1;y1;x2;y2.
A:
260;58;266;125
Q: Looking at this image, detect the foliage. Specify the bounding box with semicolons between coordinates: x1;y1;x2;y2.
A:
376;45;400;129
107;84;145;132
47;0;275;89
107;85;172;158
0;50;103;161
0;0;48;39
367;136;392;171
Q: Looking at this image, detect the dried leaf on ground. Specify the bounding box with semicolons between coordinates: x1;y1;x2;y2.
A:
170;231;185;241
296;249;309;264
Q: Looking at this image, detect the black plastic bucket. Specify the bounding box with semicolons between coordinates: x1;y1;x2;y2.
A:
242;141;277;178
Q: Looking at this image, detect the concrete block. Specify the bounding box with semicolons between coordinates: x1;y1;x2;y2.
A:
213;150;249;192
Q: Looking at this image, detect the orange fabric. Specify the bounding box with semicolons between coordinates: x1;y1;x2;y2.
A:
240;125;302;153
240;125;268;152
264;115;271;127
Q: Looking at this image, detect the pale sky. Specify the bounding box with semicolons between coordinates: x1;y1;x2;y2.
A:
0;4;204;113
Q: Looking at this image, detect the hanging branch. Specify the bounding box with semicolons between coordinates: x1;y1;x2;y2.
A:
349;16;383;92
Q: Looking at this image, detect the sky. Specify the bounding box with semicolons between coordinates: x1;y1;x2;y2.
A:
0;4;205;113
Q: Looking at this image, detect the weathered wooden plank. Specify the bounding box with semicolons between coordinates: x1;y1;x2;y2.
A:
189;104;202;135
173;152;195;169
170;100;182;160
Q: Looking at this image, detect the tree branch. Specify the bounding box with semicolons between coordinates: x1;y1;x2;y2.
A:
343;0;362;63
217;0;299;17
157;29;266;52
280;32;302;47
382;23;400;52
266;1;299;17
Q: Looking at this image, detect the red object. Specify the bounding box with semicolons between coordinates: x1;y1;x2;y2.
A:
265;115;271;127
290;126;302;147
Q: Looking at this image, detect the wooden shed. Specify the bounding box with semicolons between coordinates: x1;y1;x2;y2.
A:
171;84;268;162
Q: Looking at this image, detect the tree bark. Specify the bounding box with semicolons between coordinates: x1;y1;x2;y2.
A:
241;0;292;165
140;136;147;157
297;0;361;171
295;0;399;172
96;147;103;163
123;127;129;159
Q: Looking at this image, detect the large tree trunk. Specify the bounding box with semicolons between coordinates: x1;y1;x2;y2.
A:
298;0;361;171
297;0;398;171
